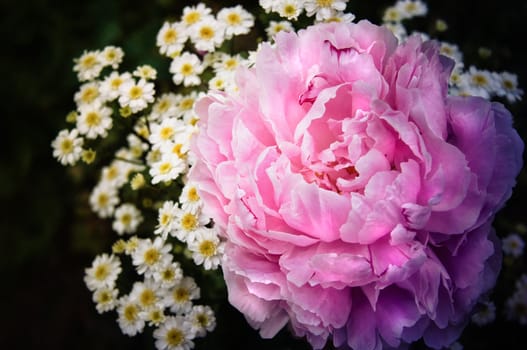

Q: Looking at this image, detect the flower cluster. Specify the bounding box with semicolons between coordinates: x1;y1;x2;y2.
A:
52;1;525;350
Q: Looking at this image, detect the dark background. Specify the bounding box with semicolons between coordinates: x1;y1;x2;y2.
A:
1;0;526;349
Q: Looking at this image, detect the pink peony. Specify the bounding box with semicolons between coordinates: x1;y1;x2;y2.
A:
189;20;523;349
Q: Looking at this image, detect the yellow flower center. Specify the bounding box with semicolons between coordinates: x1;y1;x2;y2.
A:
196;314;208;327
199;26;214;40
166;328;184;346
284;5;297;16
199;240;216;257
173;287;189;302
316;0;333;7
226;12;241;25
162;268;174;280
94;264;109;280
124;304;138;321
187;187;200;202
129;86;143;99
110;77;123;89
81;87;99;104
180;213;197;231
179;98;194;110
120;213;132;226
85;111;101;127
172;144;186;159
60;139;73;153
97;193;109;206
97;290;112;303
159;162;172;175
81;54;98;69
181;63;194;76
160;126;174;140
163;28;178;44
472;75;488;87
184;11;200;25
139;289;156;307
144;248;160;265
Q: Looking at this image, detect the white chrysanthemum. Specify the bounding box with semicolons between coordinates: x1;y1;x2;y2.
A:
266;20;294;39
76;103;113;139
117;296;145;336
163;276;200;314
217;5;254;39
74;81;101;107
172;209;210;242
73;49;104;82
84;253;122;291
100;160;132;188
276;0;304;20
395;0;428;19
157;21;188;57
160;140;190;166
188;305;216;338
189;17;225;52
52;128;84;166
130;280;162;310
181;3;212;28
179;184;202;213
502;233;525;257
471;301;496;326
140;304;166;327
99;71;132;102
459;66;499;99
150;156;187;185
155;200;179;239
305;0;347;21
187;228;224;270
259;0;277;13
89;183;120;218
149;117;186;149
383;6;404;23
317;11;355;23
176;91;201;120
506;288;527;325
132;237;173;277
212;53;243;74
154;316;195;350
170;52;204;87
153;261;183;289
133;64;157;80
118;78;155;113
150;93;179;121
112;203;143;235
496;71;523;103
92;286;119;314
100;46;124;69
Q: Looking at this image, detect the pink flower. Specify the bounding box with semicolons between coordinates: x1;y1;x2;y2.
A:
189;21;523;349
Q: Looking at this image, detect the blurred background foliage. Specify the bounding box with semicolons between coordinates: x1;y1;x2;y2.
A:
1;0;526;349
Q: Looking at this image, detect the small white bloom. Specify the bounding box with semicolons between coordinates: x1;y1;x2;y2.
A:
74;81;101;107
132;237;173;277
305;0;347;21
383;6;404;23
100;71;133;101
118;78;155;113
153;316;195;350
496;71;523;103
471;301;496;326
100;160;132;188
503;233;525;257
73;49;104;82
155;200;179;239
89;183;120;218
149;156;187;185
76;103;113;139
149;117;186;149
170;52;204;87
266;20;294;39
157;21;188;57
100;46;124;69
117;296;145;336
459;66;498;99
217;5;254;39
140;304;166;327
92;287;119;314
134;64;158;80
187;227;224;270
52;128;84;166
163;276;200;314
130;280;162;310
316;11;355;24
152;261;183;289
179;184;202;213
188;305;216;337
84;253;122;291
181;3;212;28
276;0;304;20
172;209;210;242
150;93;179;121
395;0;428;19
189;17;225;52
112;203;143;235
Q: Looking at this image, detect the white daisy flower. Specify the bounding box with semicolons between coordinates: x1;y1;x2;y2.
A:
152;261;183;289
157;21;188;57
305;0;347;21
51;128;84;166
502;233;525;258
76;102;113;139
259;0;277;13
132;237;173;277
189;17;226;52
84;253;122;291
395;0;428;19
74;81;101;107
99;71;133;102
100;45;124;69
117;296;145;336
112;203;143;235
150;93;179;121
133;64;158;80
153;316;195;350
471;301;496;326
163;276;200;314
181;3;212;28
217;5;254;39
179;183;203;213
118;78;155;113
149;156;187;185
140;304;166;327
92;286;119;314
383;6;404;23
73;49;104;82
155;200;179;239
266;20;294;39
100;160;132;188
459;66;498;99
496;71;524;103
172;209;210;242
187;227;224;270
89;183;120;218
276;0;304;20
149;117;186;149
130;280;162;310
170;52;204;87
188;305;216;337
317;11;355;23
